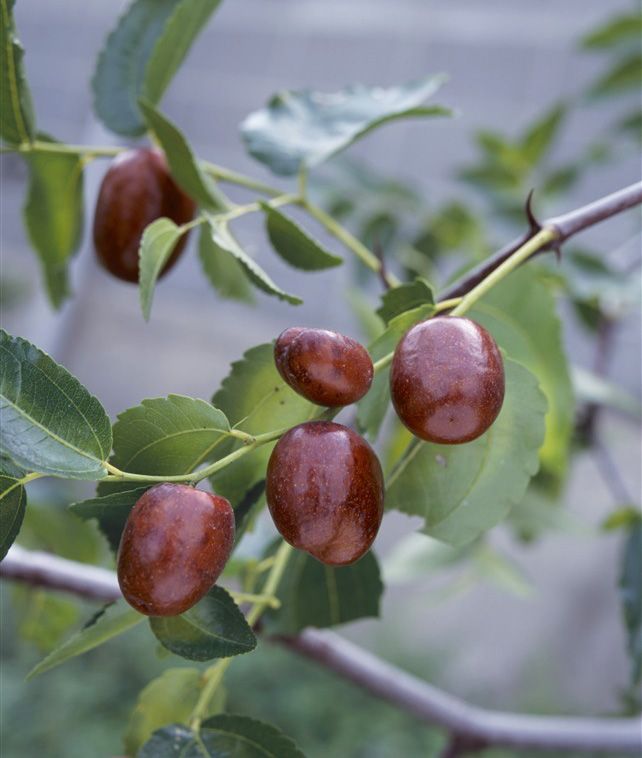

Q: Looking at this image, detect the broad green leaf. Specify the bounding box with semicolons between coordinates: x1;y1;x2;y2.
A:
124;667;224;757
386;358;547;547
581;14;642;49
206;217;303;305
92;0;221;136
587;54;642;99
138;99;226;210
620;522;642;686
149;586;256;661
0;0;35;144
469;266;573;482
241;75;451;176
23;134;84;309
474;543;532;598
0;457;26;560
198;223;254;303
27;601;143;679
262;544;383;634
0;330;112;479
375;278;434;326
260;202;342;270
69;486;150;553
138;218;186;320
140;715;306;758
13;587;79;652
382;533;474;584
210;343;314;504
521;104;566;166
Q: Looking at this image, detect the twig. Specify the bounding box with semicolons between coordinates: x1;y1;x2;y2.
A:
1;547;641;754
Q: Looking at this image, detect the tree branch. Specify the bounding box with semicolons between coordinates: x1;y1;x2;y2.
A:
1;547;640;754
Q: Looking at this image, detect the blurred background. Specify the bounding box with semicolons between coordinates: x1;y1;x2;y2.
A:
1;0;640;756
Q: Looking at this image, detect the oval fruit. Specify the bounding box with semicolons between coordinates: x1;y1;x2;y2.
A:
390;316;505;444
117;483;235;616
274;327;373;406
93;148;196;283
266;421;384;566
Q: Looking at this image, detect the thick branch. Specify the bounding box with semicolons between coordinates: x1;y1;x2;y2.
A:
1;547;640;754
441;181;642;300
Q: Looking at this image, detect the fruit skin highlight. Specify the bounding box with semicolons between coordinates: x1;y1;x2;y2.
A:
266;421;384;566
93;148;196;283
117;483;235;617
390;316;505;444
274;327;373;407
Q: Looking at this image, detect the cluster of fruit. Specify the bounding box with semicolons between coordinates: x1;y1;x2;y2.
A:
99;150;505;617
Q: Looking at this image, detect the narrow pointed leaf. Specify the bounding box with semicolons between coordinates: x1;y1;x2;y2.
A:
0;0;35;144
586;54;642;99
619;522;642;686
0;330;112;479
581;15;642;49
198;223;254;303
138;218;185;320
0;457;26;560
521;104;566;166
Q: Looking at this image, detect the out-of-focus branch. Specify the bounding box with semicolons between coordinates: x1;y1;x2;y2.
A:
2;546;641;754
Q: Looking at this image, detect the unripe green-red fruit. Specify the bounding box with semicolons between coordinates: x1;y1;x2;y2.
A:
93;148;196;283
390;316;505;444
274;327;373;407
117;483;235;616
266;421;384;566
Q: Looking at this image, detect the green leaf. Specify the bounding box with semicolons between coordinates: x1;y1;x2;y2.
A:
262;544;383;634
27;601;143;679
140;715;307;758
206;217;303;305
124;667;224;757
23;134;84;309
386;358;547;547
0;330;112;480
0;457;26;560
587;53;642;99
520;104;566;166
138;218;186;320
198;223;254;303
619;522;642;686
241;75;452;176
260;202;342;270
149;586;256;661
92;0;221;136
138;99;225;210
375;278;434;326
469;266;574;482
0;0;35;144
69;486;150;553
581;14;642;49
382;532;474;584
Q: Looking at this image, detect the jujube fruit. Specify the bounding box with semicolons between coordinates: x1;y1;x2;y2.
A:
93;148;196;283
390;316;505;444
266;421;384;566
274;327;373;406
117;483;235;616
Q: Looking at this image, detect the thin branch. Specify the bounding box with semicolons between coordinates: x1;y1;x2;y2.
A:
1;547;641;754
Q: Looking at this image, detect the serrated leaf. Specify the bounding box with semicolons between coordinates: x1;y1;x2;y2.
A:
386;358;547;547
260;202;342;270
206;217;303;305
262;543;383;634
620;522;642;686
140;715;307;758
92;0;221;136
27;601;143;679
69;486;150;553
139;99;226;210
375;278;434;326
0;0;35;145
0;457;26;560
23;133;84;309
0;330;112;479
198;223;254;303
581;14;642;49
241;75;451;176
138;218;185;320
149;585;256;661
521;104;566;166
586;53;642;99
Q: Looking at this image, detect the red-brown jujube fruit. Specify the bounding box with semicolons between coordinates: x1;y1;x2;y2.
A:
117;483;235;617
390;316;505;444
274;327;373;406
93;148;196;283
266;421;384;566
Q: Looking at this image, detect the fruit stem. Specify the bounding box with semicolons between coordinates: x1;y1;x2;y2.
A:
433;297;463;313
450;227;558;317
228;591;282;609
201;161;283;197
17;472;43;486
215;193;300;223
8;140;124;158
246;541;294;627
190;658;232;731
372;352;395;375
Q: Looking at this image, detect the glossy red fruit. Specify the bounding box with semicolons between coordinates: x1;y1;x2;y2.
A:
390;316;505;444
266;421;384;566
117;483;235;616
93;148;196;283
274;327;373;407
